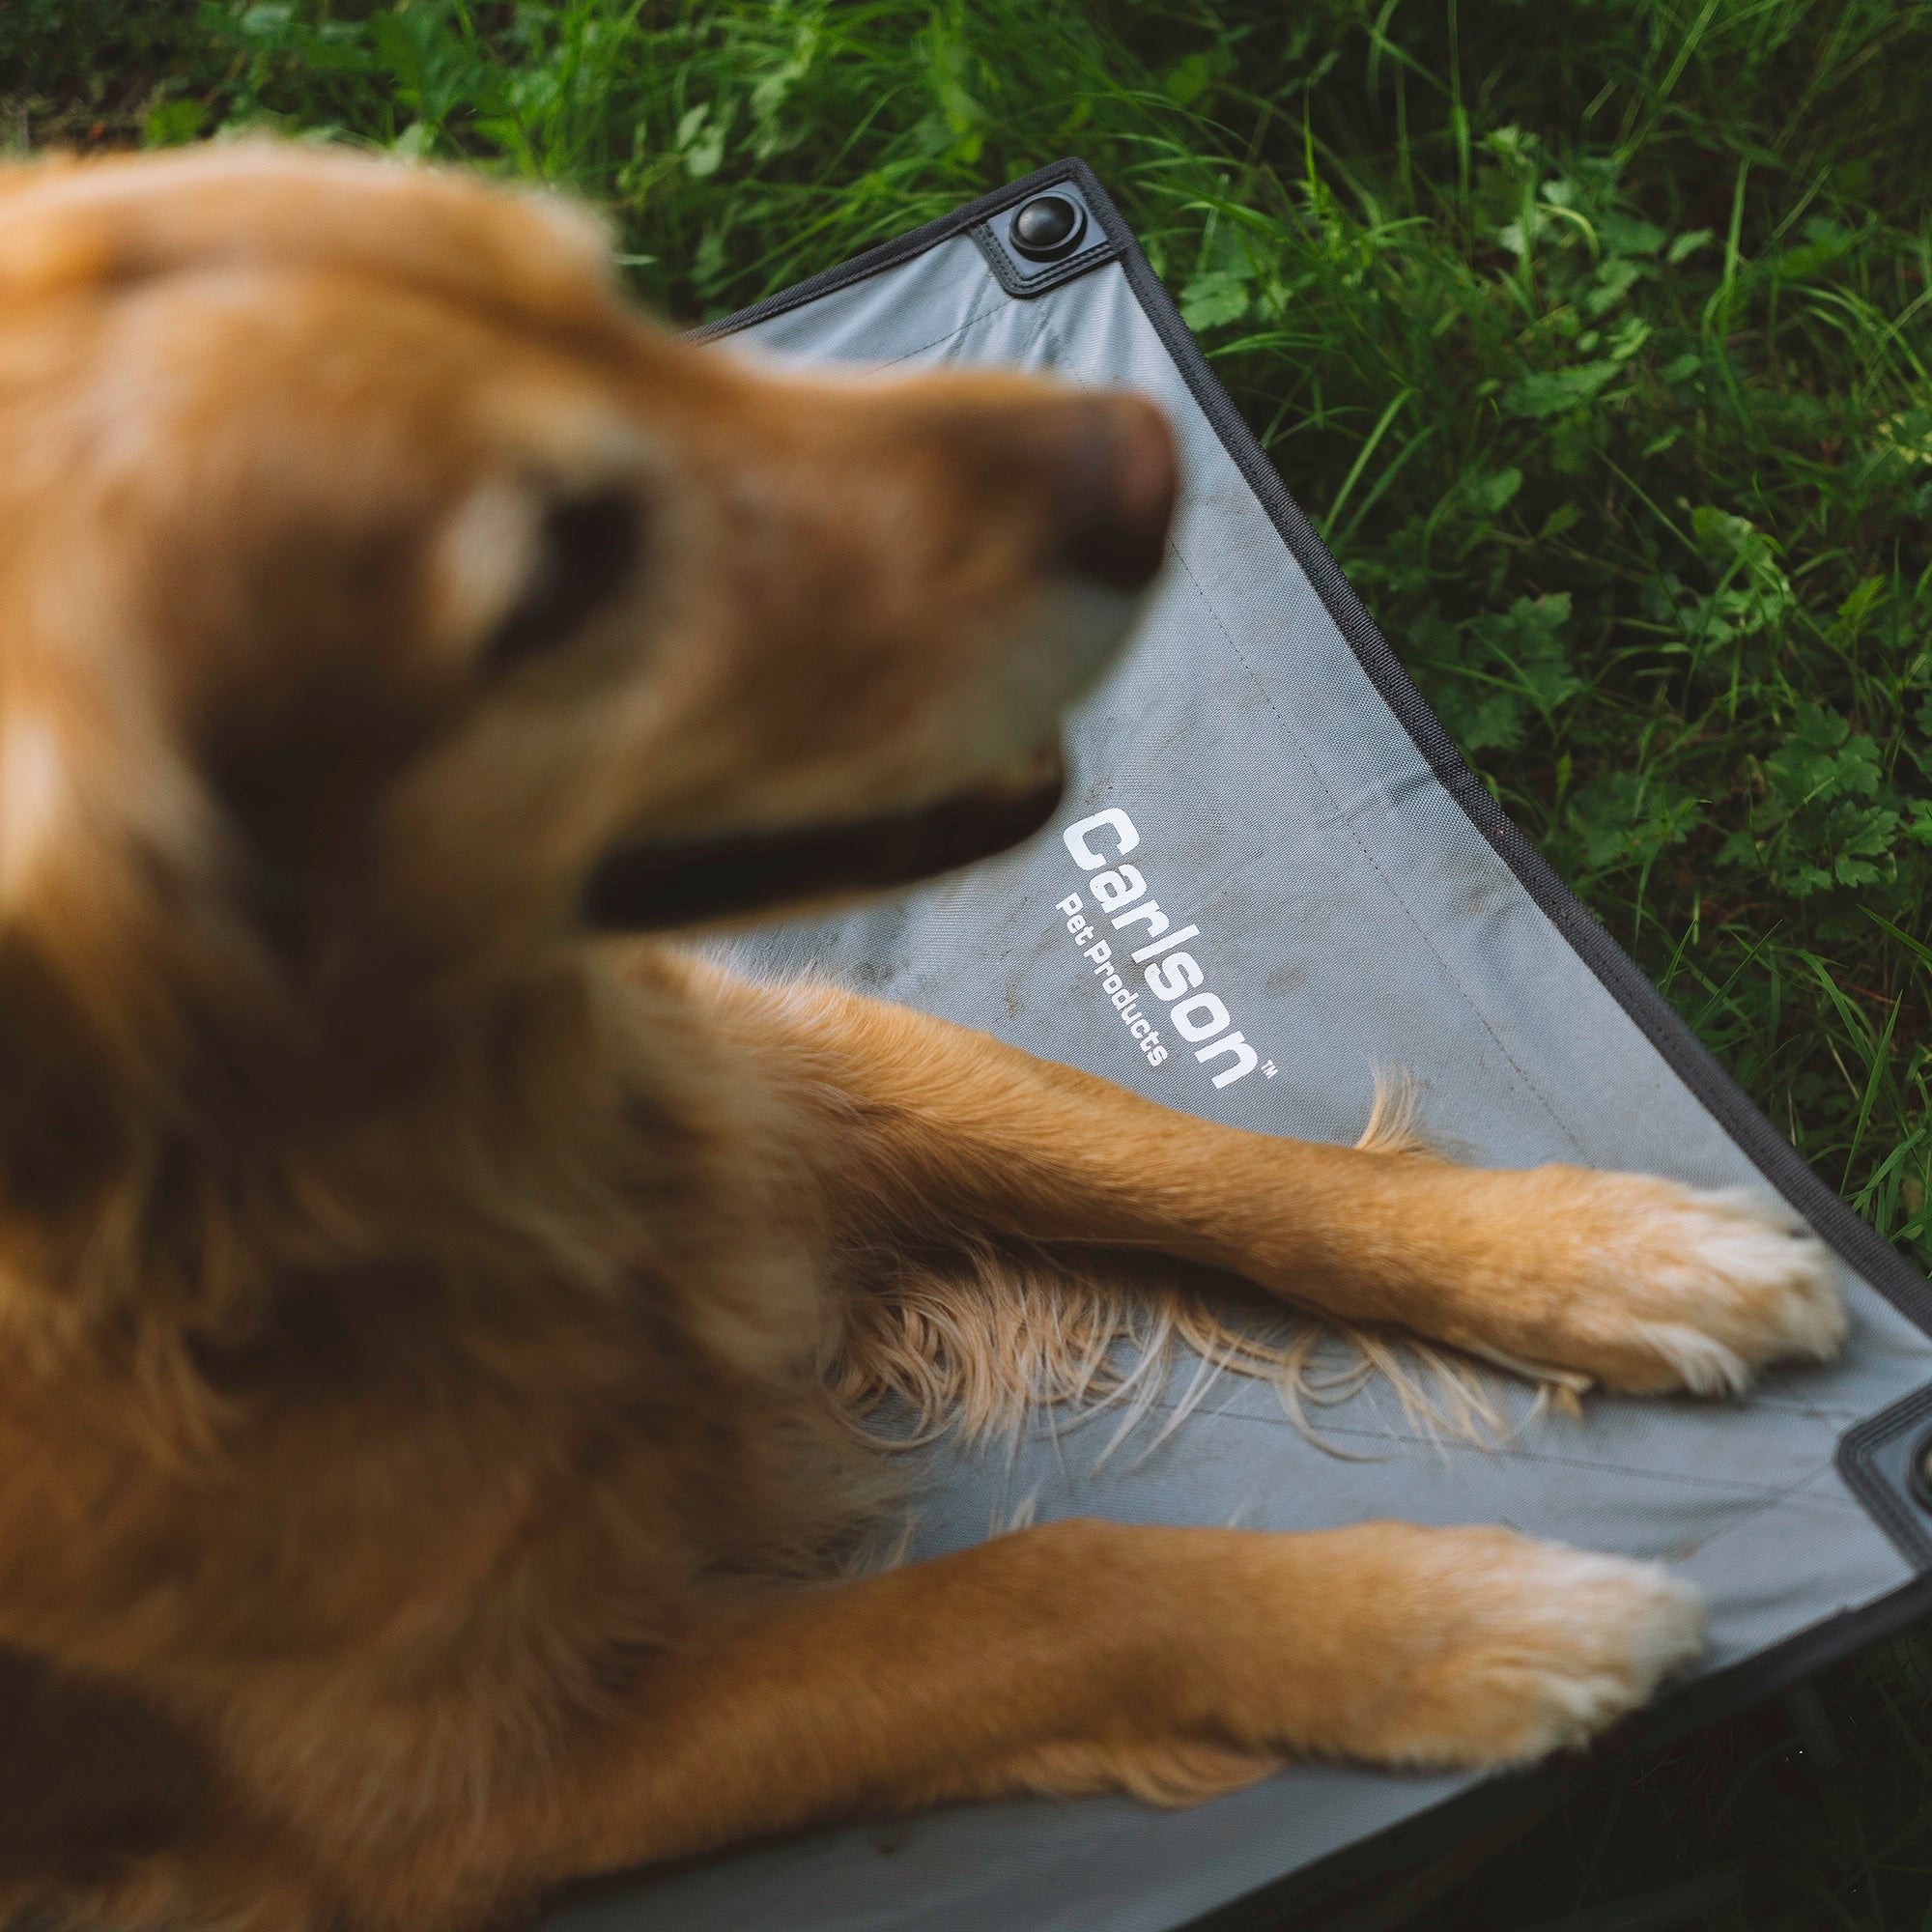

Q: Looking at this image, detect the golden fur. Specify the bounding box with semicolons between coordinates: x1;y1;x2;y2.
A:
0;145;1849;1931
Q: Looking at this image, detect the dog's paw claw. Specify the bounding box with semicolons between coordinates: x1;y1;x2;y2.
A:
1481;1175;1851;1398
1583;1184;1849;1395
1388;1535;1706;1768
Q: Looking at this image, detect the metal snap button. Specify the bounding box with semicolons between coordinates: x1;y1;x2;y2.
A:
1909;1424;1932;1511
1009;193;1088;263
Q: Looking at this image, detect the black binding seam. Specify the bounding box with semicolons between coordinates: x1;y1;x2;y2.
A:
1057;156;1932;1348
686;157;1932;1930
704;156;1932;1569
706;156;1932;1348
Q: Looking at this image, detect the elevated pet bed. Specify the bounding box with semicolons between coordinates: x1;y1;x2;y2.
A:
547;162;1932;1932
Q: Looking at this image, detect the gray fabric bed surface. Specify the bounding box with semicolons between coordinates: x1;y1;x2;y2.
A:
547;194;1932;1932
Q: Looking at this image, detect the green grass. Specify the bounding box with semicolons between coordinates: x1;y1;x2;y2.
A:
9;1;1932;1924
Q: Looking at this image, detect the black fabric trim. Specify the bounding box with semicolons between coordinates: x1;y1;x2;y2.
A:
1052;151;1932;1592
690;157;1932;1928
1052;156;1932;1350
707;156;1932;1348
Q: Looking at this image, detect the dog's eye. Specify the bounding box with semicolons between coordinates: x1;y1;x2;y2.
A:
483;487;641;672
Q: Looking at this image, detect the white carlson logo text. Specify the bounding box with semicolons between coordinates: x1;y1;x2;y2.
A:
1056;808;1268;1091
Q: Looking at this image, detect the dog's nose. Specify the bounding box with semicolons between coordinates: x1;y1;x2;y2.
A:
1050;394;1178;594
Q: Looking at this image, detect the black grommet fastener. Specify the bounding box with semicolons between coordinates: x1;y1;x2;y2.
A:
1909;1425;1932;1511
1009;193;1088;263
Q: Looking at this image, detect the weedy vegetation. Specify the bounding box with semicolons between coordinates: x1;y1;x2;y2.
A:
7;2;1932;1924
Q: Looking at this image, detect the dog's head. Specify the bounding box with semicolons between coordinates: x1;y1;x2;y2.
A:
0;147;1173;1048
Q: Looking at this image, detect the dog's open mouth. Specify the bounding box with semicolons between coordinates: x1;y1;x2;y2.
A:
582;752;1065;930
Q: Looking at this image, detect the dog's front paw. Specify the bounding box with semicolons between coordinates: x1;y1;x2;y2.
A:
1590;1181;1847;1394
1368;1529;1706;1769
1472;1171;1849;1396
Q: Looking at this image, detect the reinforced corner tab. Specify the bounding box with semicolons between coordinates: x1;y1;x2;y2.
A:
971;180;1117;298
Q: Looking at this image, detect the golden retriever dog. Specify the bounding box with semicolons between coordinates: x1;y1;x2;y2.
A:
0;144;1848;1932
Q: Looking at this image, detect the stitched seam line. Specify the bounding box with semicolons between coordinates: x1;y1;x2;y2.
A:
873;291;1020;369
1684;1461;1867;1569
1087;1400;1838;1497
1161;544;1585;1154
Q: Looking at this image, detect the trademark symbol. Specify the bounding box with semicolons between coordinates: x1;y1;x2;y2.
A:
1262;1061;1278;1078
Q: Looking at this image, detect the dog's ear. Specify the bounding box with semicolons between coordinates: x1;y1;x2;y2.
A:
0;144;621;343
